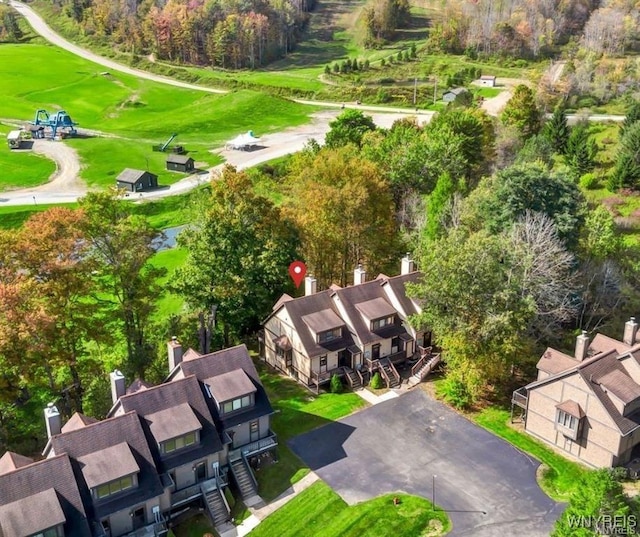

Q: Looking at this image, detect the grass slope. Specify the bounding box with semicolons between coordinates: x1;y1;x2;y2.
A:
0;123;56;189
248;481;451;537
0;202;78;229
255;360;367;501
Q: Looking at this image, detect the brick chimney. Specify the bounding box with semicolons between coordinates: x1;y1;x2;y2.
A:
167;336;183;371
354;264;366;285
305;275;317;296
44;403;62;438
110;370;126;405
401;253;415;275
624;317;639;346
575;330;590;361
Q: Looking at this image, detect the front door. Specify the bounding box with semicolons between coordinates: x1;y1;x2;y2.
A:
195;462;207;483
372;344;380;361
250;420;260;442
131;508;145;530
338;350;350;368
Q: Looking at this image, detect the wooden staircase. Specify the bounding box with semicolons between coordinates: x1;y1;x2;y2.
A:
378;358;401;388
344;367;363;390
230;457;258;500
411;353;441;383
202;485;231;527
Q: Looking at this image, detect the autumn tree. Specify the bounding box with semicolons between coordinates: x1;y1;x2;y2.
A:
501;85;542;139
78;189;164;377
174;166;299;345
285;146;399;288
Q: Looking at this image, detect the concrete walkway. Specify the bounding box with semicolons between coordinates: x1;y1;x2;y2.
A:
233;471;320;537
354;387;399;405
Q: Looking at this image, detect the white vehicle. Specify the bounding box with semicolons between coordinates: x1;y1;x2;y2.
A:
7;130;23;149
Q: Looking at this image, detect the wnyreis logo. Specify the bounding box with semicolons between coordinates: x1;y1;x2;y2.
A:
567;515;637;535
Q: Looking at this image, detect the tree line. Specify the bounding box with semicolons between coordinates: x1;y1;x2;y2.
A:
427;0;640;59
51;0;315;68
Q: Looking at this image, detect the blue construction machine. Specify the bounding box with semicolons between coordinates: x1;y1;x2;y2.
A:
31;109;78;139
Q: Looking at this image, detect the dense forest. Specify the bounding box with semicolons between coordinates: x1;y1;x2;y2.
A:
428;0;640;59
48;0;316;68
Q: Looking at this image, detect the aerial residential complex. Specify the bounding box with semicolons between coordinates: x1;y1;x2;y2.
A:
0;344;276;537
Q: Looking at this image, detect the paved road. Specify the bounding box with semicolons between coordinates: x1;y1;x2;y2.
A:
289;390;565;537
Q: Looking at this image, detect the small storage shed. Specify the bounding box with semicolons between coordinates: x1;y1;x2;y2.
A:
7;131;22;149
479;75;497;87
116;168;158;192
442;87;468;102
166;154;195;173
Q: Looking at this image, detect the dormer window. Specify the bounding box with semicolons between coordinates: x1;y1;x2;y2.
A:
95;474;136;499
206;369;258;416
146;403;203;457
222;394;254;414
372;316;394;331
318;327;341;344
161;431;198;454
77;442;140;501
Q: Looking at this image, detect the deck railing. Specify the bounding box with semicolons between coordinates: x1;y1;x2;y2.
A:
411;356;426;377
228;430;278;462
512;387;528;409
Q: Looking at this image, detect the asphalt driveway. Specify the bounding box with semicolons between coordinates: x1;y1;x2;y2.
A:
289;389;565;536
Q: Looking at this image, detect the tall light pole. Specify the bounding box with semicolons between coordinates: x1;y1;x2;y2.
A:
413;77;417;107
432;474;437;511
433;76;438;105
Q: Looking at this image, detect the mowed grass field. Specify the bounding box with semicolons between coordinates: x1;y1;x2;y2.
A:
0;42;313;190
0;123;56;189
247;481;451;537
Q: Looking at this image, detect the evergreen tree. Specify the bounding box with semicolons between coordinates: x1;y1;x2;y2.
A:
396;51;402;61
565;123;598;181
611;121;640;190
501;85;541;139
380;58;386;67
410;43;417;58
543;107;569;155
621;100;640;137
333;63;340;73
324;65;331;75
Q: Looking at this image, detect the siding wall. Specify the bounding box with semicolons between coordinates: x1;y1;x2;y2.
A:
228;415;271;448
526;373;621;468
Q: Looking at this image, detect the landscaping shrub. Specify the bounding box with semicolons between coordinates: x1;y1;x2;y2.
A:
435;377;473;408
370;372;383;389
330;374;343;393
579;172;599;190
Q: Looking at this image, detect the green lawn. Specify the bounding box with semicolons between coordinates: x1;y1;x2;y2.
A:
473;407;588;501
255;361;367;501
148;247;188;320
248;481;451;537
171;514;215;537
0;124;56;189
66;137;220;188
0;203;78;229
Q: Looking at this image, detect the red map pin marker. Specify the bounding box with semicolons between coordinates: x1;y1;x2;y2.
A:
288;261;307;288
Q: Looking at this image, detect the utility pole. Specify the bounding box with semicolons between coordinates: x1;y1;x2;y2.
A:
433;76;438;105
413;77;417;106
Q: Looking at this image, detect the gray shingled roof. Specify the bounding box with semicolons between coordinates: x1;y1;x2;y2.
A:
355;297;397;321
206;369;256;404
0;452;34;476
271;290;355;358
301;309;344;333
61;412;98;434
166;154;193;165
383;272;423;317
171;344;274;430
599;369;640;404
77;442;140;489
0;488;66;537
0;454;91;537
555;400;585;419
49;411;164;521
146;402;202;443
536;348;579;375
332;279;404;346
110;376;223;471
116;168;155;184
